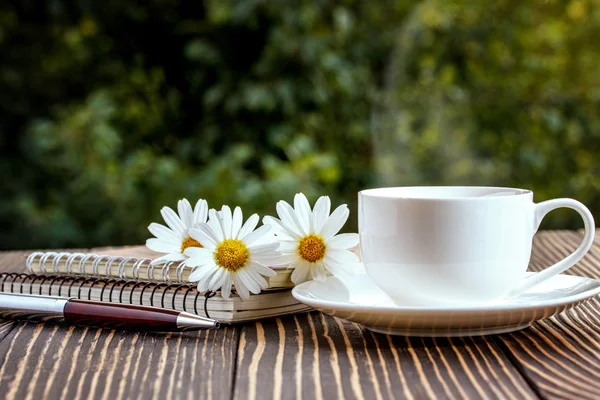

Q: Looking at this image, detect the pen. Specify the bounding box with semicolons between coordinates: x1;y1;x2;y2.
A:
0;292;219;331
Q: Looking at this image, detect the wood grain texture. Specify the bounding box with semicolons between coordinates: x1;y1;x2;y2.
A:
232;313;537;400
0;251;35;343
0;232;598;400
0;249;240;400
495;230;600;400
0;322;239;400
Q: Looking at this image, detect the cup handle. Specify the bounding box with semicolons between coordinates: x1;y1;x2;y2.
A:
508;198;595;297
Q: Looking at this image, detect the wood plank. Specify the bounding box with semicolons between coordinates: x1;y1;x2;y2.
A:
495;230;600;400
0;251;33;343
0;321;239;400
2;231;600;399
0;250;89;344
0;250;241;400
232;312;537;400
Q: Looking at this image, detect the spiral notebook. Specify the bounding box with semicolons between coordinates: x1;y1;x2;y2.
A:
25;246;293;288
0;272;309;324
13;247;309;324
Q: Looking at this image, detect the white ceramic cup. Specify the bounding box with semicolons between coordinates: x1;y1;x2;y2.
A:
358;186;595;306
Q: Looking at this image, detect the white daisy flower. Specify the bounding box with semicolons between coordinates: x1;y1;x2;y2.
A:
184;206;279;299
263;193;361;284
146;198;209;265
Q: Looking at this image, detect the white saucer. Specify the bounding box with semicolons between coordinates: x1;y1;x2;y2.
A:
291;272;600;337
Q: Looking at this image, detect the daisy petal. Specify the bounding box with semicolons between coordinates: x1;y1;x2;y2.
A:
263;216;301;239
276;201;306;236
232;207;243;239
311;263;328;281
321;258;357;280
193;199;209;225
312;196;331;235
320;205;349;239
326;233;359;250
221;275;233;299
150;253;187;265
253;253;296;266
148;223;181;245
325;248;359;264
243;225;272;246
277;240;299;252
294;193;312;233
178;199;194;229
233;274;250;299
247;229;277;246
189;226;218;249
248;269;269;293
248;242;280;254
189;264;217;282
291;262;311;284
247;270;268;291
221;205;233;239
209;268;227;291
208;209;225;241
184;259;211;269
184;246;214;262
272;231;296;241
146;238;179;254
262;216;283;232
161;206;187;237
247;272;267;292
238;269;261;293
249;271;268;289
248;261;277;277
286;259;301;270
197;267;218;291
238;214;260;241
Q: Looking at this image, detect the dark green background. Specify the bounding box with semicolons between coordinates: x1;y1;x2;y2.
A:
1;0;599;250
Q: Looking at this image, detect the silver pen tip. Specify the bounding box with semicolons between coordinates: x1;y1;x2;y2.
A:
176;312;220;330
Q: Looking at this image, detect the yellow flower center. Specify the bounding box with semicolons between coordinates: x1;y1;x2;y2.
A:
181;236;202;252
298;234;326;263
214;239;249;272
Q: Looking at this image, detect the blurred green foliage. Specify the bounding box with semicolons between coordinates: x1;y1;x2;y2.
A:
1;0;599;250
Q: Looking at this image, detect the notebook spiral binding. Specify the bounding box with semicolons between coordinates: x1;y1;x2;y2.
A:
25;252;189;283
0;272;217;319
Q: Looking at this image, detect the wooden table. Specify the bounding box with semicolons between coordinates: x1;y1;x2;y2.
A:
0;230;598;400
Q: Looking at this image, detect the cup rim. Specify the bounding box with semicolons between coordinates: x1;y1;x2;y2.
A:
358;186;533;201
